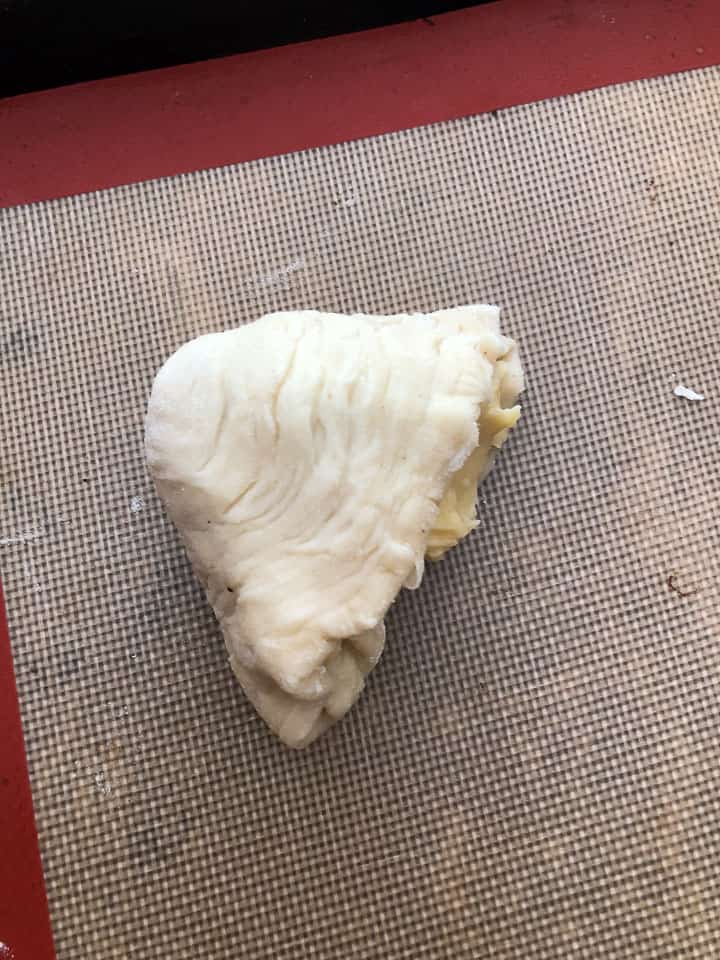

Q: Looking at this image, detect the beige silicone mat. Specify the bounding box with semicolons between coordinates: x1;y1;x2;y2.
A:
2;66;720;959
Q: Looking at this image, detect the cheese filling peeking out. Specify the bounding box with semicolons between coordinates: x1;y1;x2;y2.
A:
427;359;521;560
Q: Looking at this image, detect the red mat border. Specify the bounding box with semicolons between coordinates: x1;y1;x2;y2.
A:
0;584;56;960
1;1;719;956
1;0;719;210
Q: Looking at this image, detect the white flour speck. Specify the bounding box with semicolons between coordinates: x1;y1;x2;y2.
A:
130;496;144;514
334;193;357;208
94;770;111;796
674;384;705;401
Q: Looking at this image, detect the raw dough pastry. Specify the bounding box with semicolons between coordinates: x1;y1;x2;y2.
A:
145;306;523;747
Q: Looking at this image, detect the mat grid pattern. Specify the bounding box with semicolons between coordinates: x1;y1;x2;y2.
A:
2;67;720;959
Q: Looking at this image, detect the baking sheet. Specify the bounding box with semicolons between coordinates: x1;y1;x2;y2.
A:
2;66;720;958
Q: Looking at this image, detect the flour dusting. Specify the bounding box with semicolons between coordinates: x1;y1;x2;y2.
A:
0;526;43;547
256;258;305;289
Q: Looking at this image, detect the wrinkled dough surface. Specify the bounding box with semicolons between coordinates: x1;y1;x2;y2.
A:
145;306;523;747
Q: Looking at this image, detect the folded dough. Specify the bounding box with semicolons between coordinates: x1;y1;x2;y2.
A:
145;306;523;747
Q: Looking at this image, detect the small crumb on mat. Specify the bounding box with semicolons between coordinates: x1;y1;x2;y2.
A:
667;573;696;598
673;384;705;401
130;496;144;514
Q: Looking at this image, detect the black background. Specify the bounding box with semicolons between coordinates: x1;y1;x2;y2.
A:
0;1;497;99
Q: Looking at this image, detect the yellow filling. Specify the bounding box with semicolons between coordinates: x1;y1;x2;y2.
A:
426;364;521;561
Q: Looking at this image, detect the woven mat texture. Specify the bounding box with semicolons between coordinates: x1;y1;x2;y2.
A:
1;67;719;959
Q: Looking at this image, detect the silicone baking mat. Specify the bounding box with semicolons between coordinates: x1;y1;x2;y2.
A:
2;65;720;959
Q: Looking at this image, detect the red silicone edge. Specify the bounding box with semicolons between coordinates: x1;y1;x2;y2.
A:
1;0;718;210
0;584;56;959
